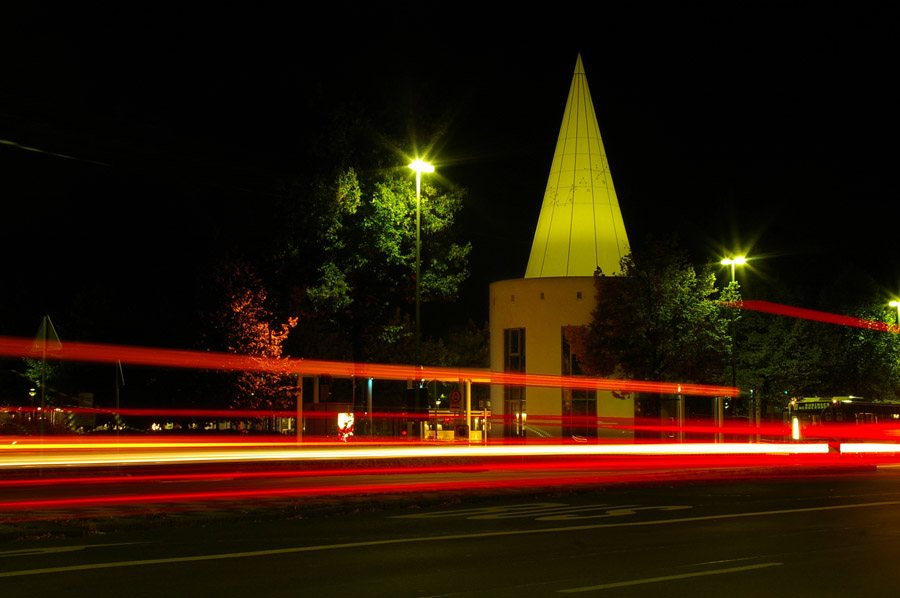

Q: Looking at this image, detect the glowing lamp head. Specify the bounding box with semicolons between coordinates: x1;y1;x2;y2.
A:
721;256;747;266
408;159;434;173
890;301;900;308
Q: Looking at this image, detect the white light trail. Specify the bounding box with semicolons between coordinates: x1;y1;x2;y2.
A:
0;442;830;468
840;443;900;454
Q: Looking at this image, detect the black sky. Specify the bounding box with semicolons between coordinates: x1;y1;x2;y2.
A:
1;3;896;346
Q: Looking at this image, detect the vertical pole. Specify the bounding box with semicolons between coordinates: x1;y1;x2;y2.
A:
40;319;46;438
296;375;303;443
115;362;120;442
754;395;761;443
717;396;725;443
415;170;421;370
367;377;373;435
465;378;472;445
676;393;684;443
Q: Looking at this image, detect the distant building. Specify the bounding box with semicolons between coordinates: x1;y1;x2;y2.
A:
489;55;634;440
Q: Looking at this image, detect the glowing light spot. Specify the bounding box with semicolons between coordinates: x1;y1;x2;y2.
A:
408;159;435;173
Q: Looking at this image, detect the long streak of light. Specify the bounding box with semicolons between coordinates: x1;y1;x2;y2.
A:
0;442;831;469
788;422;900;441
2;447;891;522
0;454;863;489
0;335;737;397
0;473;738;517
840;443;900;454
723;300;900;333
1;413;800;439
0;452;889;522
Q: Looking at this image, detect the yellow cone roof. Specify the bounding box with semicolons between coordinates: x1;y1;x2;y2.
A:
525;54;630;278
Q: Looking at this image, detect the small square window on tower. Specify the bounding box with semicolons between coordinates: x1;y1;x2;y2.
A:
576;291;583;299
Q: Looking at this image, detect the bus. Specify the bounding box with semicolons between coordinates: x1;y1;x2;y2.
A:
787;396;900;441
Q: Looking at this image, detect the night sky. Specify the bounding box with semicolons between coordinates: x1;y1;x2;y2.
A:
1;4;896;348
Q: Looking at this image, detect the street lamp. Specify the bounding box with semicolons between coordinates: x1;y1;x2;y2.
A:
890;300;900;329
408;159;434;368
721;256;747;283
720;256;747;412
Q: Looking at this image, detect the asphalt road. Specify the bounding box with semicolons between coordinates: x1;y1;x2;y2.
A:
3;467;900;597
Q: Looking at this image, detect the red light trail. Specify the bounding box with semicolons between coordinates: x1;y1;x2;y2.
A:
1;446;892;522
723;300;900;333
2;329;897;523
0;335;737;397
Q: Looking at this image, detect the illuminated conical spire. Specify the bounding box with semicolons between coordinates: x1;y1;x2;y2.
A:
525;54;629;278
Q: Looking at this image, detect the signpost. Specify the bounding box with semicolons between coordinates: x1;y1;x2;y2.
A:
449;389;462;412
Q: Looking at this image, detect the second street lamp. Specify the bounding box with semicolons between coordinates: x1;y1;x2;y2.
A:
408;159;434;369
721;256;747;283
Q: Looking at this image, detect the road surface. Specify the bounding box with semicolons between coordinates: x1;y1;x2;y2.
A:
3;466;900;596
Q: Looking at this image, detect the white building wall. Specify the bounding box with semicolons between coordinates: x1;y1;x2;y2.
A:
489;276;634;439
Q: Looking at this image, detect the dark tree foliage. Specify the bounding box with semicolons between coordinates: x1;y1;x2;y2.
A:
273;167;471;364
733;262;900;408
735;309;824;405
567;238;737;385
199;92;479;381
814;266;900;400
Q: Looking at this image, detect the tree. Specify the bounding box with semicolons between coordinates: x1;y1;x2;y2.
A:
732;262;900;412
280;167;471;363
821;303;900;400
734;307;824;414
568;238;736;386
202;260;298;410
811;265;900;400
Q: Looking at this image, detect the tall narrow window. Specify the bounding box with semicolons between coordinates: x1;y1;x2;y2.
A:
561;328;597;440
504;328;526;437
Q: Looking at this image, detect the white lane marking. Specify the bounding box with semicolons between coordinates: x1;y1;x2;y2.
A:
1;500;898;578
558;562;782;592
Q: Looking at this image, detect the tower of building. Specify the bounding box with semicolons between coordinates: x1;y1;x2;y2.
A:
489;54;633;439
525;54;629;278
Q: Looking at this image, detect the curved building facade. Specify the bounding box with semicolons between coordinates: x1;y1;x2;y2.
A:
489;277;633;439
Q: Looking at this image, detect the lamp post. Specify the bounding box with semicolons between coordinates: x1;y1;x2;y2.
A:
890;301;900;330
408;159;434;368
720;256;747;283
720;256;747;438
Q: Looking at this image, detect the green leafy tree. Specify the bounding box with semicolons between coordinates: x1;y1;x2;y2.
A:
22;358;59;394
735;308;824;415
811;266;900;400
824;306;900;400
285;168;471;363
568;238;736;385
732;263;900;412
